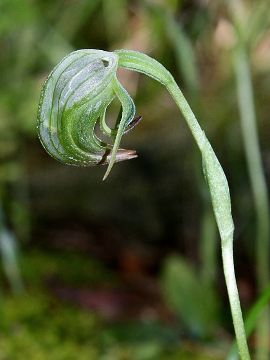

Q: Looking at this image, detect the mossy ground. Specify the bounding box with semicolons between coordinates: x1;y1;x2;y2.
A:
0;250;224;359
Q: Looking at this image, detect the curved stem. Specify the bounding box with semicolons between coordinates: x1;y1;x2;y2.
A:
166;80;251;360
117;50;251;360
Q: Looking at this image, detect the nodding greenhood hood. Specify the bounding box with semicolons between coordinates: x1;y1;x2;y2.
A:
38;49;135;179
37;49;176;179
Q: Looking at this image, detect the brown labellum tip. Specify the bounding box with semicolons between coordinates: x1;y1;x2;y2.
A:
98;148;138;166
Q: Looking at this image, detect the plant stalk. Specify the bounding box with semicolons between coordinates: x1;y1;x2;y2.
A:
166;80;251;360
227;284;270;360
102;49;252;359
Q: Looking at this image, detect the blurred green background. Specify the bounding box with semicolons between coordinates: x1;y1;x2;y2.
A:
1;0;270;359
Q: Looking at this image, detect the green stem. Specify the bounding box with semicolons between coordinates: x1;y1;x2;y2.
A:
166;80;251;360
117;49;251;360
161;12;218;288
227;284;270;360
233;45;269;359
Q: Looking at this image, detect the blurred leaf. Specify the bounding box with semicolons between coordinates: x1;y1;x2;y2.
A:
0;227;24;294
164;11;199;94
161;255;219;337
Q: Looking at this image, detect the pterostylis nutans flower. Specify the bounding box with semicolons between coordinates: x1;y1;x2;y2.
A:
37;50;138;180
37;49;251;360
